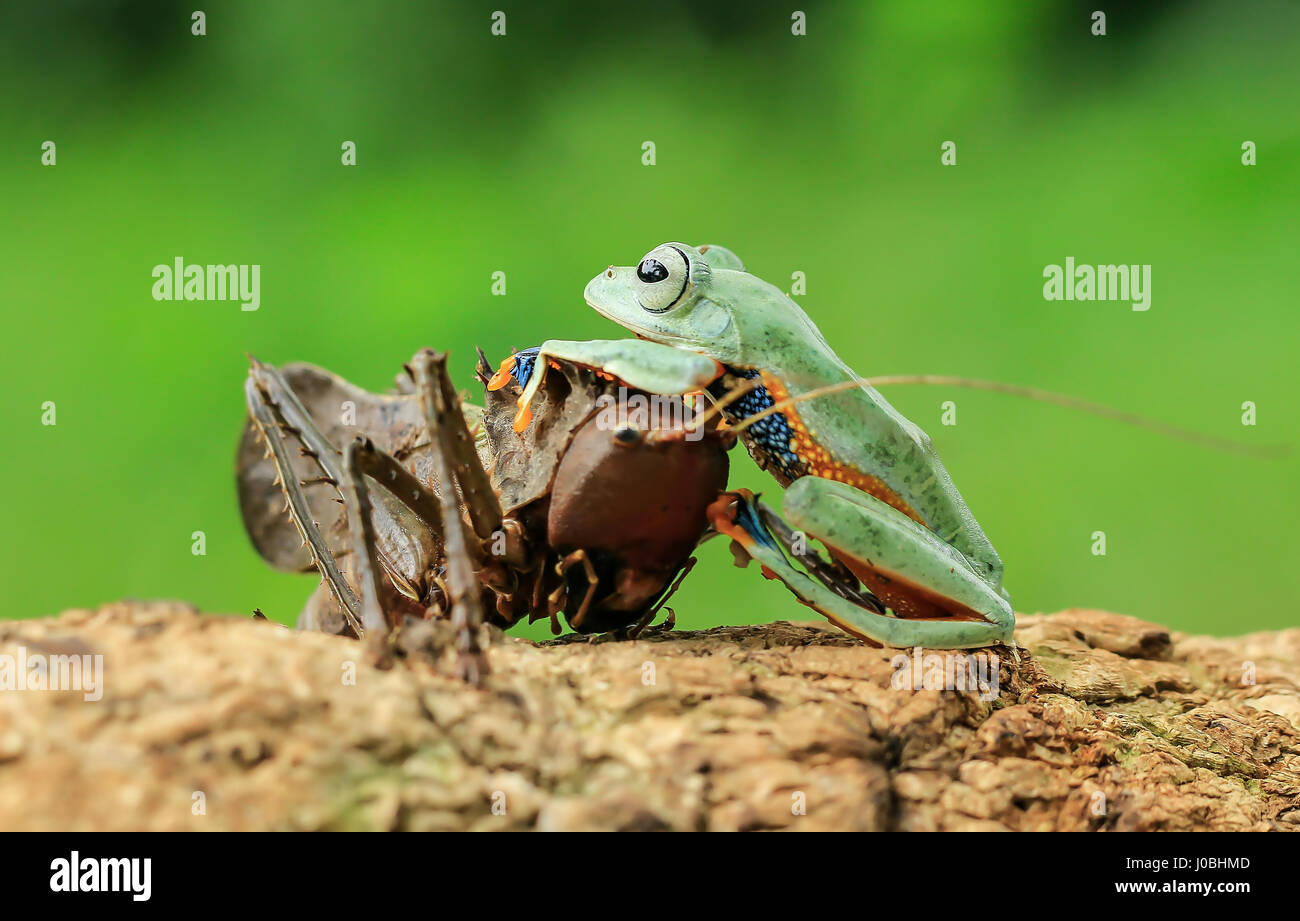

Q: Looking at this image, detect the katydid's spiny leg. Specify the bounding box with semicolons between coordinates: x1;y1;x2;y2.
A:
413;352;489;681
251;358;345;484
627;557;695;638
715;493;1011;650
781;477;1015;638
340;438;390;638
411;348;502;541
244;373;364;636
552;549;599;630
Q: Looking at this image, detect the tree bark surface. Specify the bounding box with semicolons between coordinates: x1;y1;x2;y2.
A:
1;602;1296;831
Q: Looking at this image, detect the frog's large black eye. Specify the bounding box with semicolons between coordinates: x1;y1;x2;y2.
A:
637;258;669;283
635;244;691;313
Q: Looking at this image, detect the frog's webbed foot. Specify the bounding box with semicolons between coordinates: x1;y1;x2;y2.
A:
712;487;1014;650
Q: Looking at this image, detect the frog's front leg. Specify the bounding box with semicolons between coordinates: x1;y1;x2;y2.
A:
715;485;1014;649
494;338;722;430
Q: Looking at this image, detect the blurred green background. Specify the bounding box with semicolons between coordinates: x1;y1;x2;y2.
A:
3;0;1296;638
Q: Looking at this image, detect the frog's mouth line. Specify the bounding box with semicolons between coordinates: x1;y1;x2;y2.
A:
589;309;673;347
585;296;656;339
587;297;728;357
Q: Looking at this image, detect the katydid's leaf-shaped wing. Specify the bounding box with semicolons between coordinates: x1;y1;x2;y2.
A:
237;361;488;573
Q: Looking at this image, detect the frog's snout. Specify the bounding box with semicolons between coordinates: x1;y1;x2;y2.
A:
585;263;633;316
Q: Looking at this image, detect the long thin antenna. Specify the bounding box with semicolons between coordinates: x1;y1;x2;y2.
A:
730;374;1289;460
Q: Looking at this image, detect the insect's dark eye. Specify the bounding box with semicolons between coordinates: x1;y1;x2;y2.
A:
614;427;643;445
637;259;669;283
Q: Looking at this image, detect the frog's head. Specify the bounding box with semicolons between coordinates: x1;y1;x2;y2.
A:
584;242;751;365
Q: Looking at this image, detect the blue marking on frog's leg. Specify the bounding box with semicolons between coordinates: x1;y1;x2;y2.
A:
508;347;541;388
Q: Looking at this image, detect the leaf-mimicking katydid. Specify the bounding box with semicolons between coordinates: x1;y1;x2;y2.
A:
238;348;740;678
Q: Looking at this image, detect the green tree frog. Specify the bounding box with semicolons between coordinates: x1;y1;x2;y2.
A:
513;243;1014;649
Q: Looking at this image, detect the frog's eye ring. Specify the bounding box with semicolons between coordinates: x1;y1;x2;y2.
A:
636;244;689;313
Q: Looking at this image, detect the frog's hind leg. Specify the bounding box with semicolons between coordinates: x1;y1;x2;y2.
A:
712;488;1013;650
780;477;1014;646
757;501;886;615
